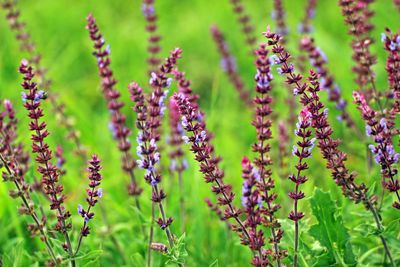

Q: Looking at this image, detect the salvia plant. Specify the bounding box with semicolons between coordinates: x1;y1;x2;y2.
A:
0;0;399;266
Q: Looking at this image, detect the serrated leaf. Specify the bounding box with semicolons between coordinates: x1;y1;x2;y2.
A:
309;189;357;266
165;233;188;265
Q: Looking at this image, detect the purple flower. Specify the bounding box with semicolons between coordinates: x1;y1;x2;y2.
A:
269;55;281;65
150;178;158;187
21;92;27;102
182;135;189;144
379;118;387;130
292;145;298;156
389;41;397;51
78;204;83;214
166;78;173;88
136;159;145;169
108;122;117;139
220;56;237;72
200;131;207;141
3;99;13;111
136;146;144;158
149;139;157;149
141;3;155;18
365;125;372;136
181;116;188;128
154;152;160;163
320;78;327;89
97;188;103;198
336;99;347;110
149;72;157;85
381;33;387;42
56;158;63;168
137;132;144;143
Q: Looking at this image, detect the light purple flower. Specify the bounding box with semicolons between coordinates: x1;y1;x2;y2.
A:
141;3;155;18
78;204;83;214
149;72;157;85
21;92;27;102
97;188;103;198
381;33;387;43
182;135;189;144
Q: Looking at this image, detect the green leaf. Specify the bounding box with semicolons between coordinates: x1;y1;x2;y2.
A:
309;189;357;266
164;233;188;265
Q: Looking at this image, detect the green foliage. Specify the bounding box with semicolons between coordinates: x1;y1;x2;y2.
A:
309;189;357;266
164;233;188;265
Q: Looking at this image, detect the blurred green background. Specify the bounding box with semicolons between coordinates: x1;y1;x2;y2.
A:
0;0;399;266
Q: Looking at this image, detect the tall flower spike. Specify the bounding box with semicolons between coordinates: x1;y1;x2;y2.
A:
229;0;257;52
253;44;286;264
86;14;143;202
272;0;289;39
382;29;400;128
174;93;253;259
241;157;269;267
142;0;162;74
130;82;179;260
147;48;182;143
353;91;400;209
74;155;103;255
1;1;86;159
172;68;200;109
0;100;18;160
19;61;75;263
210;25;253;107
339;0;381;106
288;107;315;267
298;0;317;34
264;28;395;266
172;68;224;220
130;48;182;264
300;37;360;136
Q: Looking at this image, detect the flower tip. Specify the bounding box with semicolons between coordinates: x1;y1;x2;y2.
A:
241;156;250;168
20;59;29;67
86;13;94;21
3;99;12;110
173;47;183;57
78;204;83;214
263;25;271;36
